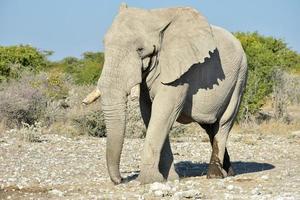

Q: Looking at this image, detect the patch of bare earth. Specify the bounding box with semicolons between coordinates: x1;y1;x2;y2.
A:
0;130;299;199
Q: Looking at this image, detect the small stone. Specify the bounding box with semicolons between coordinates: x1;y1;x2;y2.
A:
261;175;269;180
251;187;261;195
224;193;233;199
149;182;171;192
137;195;145;200
49;189;64;197
226;185;234;191
173;189;201;199
149;182;171;197
154;190;164;197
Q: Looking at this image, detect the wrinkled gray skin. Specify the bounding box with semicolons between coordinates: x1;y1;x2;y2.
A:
94;5;247;184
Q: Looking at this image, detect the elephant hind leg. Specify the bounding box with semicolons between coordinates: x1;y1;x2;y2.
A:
201;64;246;178
201;123;230;178
206;55;246;178
201;119;235;179
203;96;241;178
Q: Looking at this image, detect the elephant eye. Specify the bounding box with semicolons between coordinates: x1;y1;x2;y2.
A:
136;47;144;52
136;47;144;56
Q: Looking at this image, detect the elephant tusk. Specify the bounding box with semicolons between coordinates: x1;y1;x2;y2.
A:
82;88;101;105
130;84;140;101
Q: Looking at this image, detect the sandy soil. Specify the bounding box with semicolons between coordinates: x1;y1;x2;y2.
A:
0;130;299;199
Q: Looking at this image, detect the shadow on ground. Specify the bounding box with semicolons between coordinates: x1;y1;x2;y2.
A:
175;161;275;178
121;161;275;183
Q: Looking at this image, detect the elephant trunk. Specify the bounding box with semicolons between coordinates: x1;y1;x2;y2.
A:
102;102;126;184
98;47;142;184
98;49;129;184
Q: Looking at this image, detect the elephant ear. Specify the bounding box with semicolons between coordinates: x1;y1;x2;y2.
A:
159;8;217;84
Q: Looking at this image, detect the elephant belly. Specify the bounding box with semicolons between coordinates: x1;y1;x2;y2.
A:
176;113;195;124
181;57;240;124
186;82;234;124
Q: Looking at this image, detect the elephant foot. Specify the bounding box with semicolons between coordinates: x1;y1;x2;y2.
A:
167;166;180;181
207;163;226;179
227;166;235;177
159;163;179;181
137;170;165;184
109;174;123;185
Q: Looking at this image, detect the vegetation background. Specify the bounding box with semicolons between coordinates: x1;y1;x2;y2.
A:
0;32;299;140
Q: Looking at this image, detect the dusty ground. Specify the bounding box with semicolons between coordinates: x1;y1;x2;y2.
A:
0;130;299;200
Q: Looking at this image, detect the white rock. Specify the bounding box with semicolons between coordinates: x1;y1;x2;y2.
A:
224;193;233;199
137;195;145;200
261;175;269;180
251;188;261;195
227;184;234;191
49;189;64;197
154;190;164;197
172;189;201;199
149;182;171;192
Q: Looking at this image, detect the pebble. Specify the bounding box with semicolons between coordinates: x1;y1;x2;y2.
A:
251;188;261;195
149;182;171;192
172;189;201;199
1;131;299;199
154;190;164;197
261;175;269;180
49;189;64;197
227;184;234;191
149;182;172;197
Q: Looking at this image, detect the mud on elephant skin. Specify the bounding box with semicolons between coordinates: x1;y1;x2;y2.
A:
83;4;248;184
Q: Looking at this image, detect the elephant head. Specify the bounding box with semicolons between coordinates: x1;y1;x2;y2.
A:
84;4;216;184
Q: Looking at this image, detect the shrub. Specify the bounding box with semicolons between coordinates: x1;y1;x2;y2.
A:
235;32;300;121
0;74;47;128
43;70;70;100
43;84;106;137
272;69;300;121
74;60;102;85
0;45;49;82
72;111;106;137
6;122;44;142
126;99;146;138
49;52;104;85
0;71;71;129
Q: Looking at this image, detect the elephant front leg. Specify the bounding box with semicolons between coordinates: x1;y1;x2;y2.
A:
223;148;235;176
138;83;188;184
159;136;179;181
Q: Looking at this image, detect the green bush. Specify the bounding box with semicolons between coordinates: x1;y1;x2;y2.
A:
0;45;49;82
49;52;104;85
74;60;102;85
72;111;106;137
235;32;300;121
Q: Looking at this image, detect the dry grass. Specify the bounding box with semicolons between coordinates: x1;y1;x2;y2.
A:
0;73;47;129
1;71;299;140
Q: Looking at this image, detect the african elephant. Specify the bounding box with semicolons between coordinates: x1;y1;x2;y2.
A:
83;4;248;184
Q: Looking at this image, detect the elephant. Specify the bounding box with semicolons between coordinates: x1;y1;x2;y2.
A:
83;4;248;184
